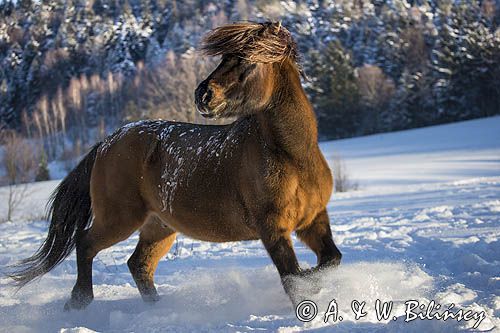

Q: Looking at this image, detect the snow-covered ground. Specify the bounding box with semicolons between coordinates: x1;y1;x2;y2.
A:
1;116;499;332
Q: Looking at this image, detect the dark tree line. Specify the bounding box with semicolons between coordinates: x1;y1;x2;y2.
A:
296;0;500;138
1;0;499;142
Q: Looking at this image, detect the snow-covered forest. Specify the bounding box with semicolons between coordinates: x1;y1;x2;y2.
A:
1;0;499;141
0;0;499;186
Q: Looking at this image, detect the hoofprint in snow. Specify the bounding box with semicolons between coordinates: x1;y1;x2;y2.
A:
0;117;499;332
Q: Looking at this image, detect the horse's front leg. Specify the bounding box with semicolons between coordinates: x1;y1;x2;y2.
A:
258;215;302;300
296;209;342;271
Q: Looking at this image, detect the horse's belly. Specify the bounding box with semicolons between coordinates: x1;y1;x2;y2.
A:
156;203;259;242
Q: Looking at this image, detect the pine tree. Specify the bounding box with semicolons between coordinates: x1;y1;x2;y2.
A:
433;0;500;121
156;0;178;45
145;36;164;66
140;0;156;29
388;67;435;130
306;40;361;139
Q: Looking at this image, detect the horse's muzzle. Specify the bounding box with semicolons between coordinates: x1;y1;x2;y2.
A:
195;81;214;117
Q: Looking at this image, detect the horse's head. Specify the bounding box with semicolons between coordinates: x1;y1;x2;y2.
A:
195;22;301;119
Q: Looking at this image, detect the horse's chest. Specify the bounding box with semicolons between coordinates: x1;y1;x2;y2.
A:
297;171;330;216
268;161;331;228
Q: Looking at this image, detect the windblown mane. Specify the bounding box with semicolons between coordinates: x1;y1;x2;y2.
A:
200;22;301;68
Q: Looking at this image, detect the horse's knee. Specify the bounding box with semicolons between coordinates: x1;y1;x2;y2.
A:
296;211;342;267
260;231;301;277
129;225;176;278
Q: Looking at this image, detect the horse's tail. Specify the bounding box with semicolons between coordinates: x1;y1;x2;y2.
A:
8;143;101;287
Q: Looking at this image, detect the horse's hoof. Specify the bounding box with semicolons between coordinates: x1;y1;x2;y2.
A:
323;256;342;268
142;293;160;303
282;273;323;307
63;295;93;311
296;257;341;280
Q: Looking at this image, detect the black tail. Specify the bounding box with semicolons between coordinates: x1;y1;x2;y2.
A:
8;143;101;287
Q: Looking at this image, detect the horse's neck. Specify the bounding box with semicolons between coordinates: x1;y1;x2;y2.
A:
256;69;319;162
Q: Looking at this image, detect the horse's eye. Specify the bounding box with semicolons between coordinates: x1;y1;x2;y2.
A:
223;57;241;73
238;64;256;82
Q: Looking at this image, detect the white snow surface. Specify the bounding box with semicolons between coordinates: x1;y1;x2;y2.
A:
1;116;499;332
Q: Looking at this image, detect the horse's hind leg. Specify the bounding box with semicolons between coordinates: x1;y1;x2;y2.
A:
64;206;148;311
296;209;342;270
63;229;98;311
128;215;176;302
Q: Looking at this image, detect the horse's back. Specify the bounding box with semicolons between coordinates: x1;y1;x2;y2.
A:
90;119;259;242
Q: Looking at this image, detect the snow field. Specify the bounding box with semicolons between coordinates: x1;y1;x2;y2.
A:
0;116;499;332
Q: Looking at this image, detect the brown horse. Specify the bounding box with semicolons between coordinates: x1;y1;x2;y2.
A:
9;22;341;310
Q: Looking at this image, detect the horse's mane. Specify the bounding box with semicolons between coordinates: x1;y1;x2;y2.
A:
200;22;301;68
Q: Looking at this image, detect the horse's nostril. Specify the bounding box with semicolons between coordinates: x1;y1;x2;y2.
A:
202;88;213;104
